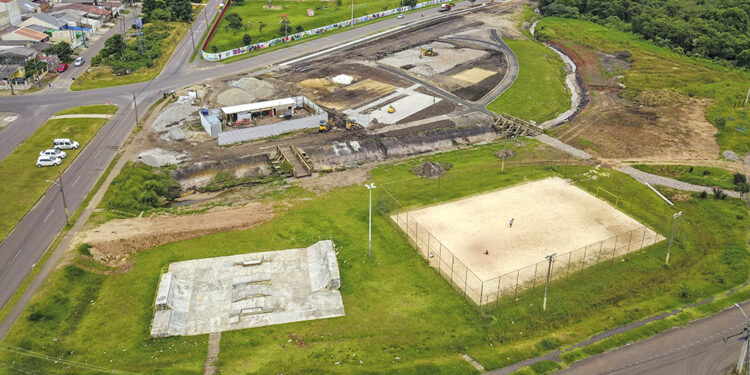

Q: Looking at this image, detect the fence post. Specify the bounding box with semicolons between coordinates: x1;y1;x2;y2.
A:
439;243;443;275
464;268;468;298
427;232;431;265
566;251;572;276
479;281;484;308
640;226;647;250
513;269;520;300
598;241;604;263
625;229;634;256
450;256;455;287
581;246;588;271
496;276;501;308
532;263;539;289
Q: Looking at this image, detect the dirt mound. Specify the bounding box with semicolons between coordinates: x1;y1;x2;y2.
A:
77;202;274;267
217;87;253;107
229;77;276;101
636;89;686;106
412;161;451;178
299;78;332;90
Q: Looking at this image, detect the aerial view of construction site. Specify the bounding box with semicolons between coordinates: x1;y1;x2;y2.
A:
0;0;749;373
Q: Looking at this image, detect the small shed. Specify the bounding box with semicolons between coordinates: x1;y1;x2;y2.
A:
307;8;314;16
221;97;297;125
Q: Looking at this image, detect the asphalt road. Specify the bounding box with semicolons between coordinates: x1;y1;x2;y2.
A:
0;0;490;325
555;300;750;375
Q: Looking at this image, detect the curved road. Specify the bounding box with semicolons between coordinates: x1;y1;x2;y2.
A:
0;0;516;333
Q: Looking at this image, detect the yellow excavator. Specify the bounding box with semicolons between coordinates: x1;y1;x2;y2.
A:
420;47;437;58
346;120;360;130
319;119;333;132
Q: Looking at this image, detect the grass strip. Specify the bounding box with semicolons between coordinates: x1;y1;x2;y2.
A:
55;105;119;115
486;38;570;123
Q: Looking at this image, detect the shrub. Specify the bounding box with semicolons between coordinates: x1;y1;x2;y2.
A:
103;162;180;213
712;187;727;200
151;8;171;21
76;243;92;256
242;33;252;45
698;190;708;199
536;337;563;351
733;173;747;185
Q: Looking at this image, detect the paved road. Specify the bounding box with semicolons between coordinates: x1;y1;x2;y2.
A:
556;300;750;375
0;0;499;327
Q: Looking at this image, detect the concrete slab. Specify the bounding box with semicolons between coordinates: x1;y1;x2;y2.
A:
150;240;344;337
368;92;441;125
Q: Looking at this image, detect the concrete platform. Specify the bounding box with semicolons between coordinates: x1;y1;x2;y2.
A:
150;240;344;337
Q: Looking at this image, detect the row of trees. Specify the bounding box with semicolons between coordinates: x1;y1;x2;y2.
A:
539;0;750;68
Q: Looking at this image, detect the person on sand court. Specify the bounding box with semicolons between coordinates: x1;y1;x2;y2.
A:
484;250;489;255
509;218;514;228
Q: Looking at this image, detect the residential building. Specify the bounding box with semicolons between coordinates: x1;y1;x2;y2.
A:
1;26;49;42
0;0;22;29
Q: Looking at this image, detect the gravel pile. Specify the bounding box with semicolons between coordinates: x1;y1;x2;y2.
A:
723;150;742;162
216;88;252;107
229;77;276;101
152;103;199;132
412;161;451;178
136;148;190;167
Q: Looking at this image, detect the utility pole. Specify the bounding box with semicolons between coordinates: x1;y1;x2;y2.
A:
542;253;556;311
365;183;376;257
665;211;682;266
350;0;354;27
724;303;750;374
48;170;70;226
131;91;140;125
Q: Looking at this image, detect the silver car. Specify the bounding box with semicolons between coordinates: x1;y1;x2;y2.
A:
74;56;85;67
36;155;62;167
39;148;67;159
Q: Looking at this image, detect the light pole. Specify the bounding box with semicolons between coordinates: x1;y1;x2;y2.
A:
47;170;70;226
665;211;682;266
130;91;140;125
350;0;354;27
365;183;376;257
724;303;750;373
542;253;556;311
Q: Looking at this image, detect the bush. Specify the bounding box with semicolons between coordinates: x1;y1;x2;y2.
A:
712;187;727;200
242;33;252;45
151;8;171;21
733;173;747;186
103;162;180;213
536;337;563;351
295;25;304;33
76;243;92;256
225;12;242;30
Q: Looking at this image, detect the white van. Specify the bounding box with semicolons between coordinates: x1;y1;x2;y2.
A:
53;138;79;150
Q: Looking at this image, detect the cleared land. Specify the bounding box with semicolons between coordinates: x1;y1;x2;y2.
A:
486;39;570;123
402;177;657;281
0;106;116;241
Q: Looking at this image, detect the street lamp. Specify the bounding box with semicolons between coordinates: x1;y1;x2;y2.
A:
350;0;354;28
724;303;750;373
46;170;69;226
129;91;139;125
665;211;682;266
542;253;556;311
364;183;376;257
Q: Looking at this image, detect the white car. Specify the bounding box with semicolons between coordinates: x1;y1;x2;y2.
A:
53;138;79;150
397;14;404;19
36;155;62;167
74;56;85;67
39;148;67;159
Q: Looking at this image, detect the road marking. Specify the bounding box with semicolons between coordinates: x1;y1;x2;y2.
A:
43;209;55;223
71;175;81;187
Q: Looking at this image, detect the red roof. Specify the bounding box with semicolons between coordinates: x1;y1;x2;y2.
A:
7;27;48;42
55;3;111;16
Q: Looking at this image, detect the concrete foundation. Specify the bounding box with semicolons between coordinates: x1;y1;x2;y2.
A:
150;240;344;337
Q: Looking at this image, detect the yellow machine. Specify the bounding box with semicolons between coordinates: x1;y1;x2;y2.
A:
319;119;333;132
420;47;437;57
346;121;360;130
387;105;395;113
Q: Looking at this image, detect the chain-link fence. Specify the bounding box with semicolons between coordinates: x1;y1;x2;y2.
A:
377;163;679;309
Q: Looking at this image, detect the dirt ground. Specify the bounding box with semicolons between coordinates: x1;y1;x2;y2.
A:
397;177;658;282
555;90;720;160
75;202;274;266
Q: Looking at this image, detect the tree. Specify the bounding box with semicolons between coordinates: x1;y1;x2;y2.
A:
24;58;47;78
44;42;73;63
295;24;303;33
170;0;194;22
737;183;750;199
143;0;158;14
102;34;126;58
259;21;266;33
733;173;747;186
403;0;417;7
151;8;171;21
738;50;750;68
242;33;252;45
225;12;242;30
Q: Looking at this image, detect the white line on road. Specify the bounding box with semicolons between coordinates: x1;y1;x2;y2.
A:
71;175;81;187
43;209;55;223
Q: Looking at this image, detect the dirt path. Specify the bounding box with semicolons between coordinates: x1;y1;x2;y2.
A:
76;202;274;265
619;166;741;198
204;332;221;375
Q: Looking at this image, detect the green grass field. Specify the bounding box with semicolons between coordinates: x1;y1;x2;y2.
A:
206;0;405;52
0;106;117;243
55;105;119;115
632;164;738;190
486;39;570;123
70;22;189;91
535;17;750;156
1;137;747;374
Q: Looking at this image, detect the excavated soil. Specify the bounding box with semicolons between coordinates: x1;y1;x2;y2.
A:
76;203;274;266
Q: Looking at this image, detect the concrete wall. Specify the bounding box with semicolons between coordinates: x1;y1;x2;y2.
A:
199;111;222;138
0;1;22;28
170;154;271;191
218;113;327;146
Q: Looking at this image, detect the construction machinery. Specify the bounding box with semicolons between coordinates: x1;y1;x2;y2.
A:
420;47;438;58
346;120;360;130
319;119;333;132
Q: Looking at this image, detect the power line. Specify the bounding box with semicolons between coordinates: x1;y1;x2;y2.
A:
0;346;137;374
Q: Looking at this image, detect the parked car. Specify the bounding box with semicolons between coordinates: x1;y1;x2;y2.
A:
74;56;85;67
36;155;62;167
397;14;404;19
439;3;451;11
39;148;67;159
57;63;69;73
53;138;79;150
